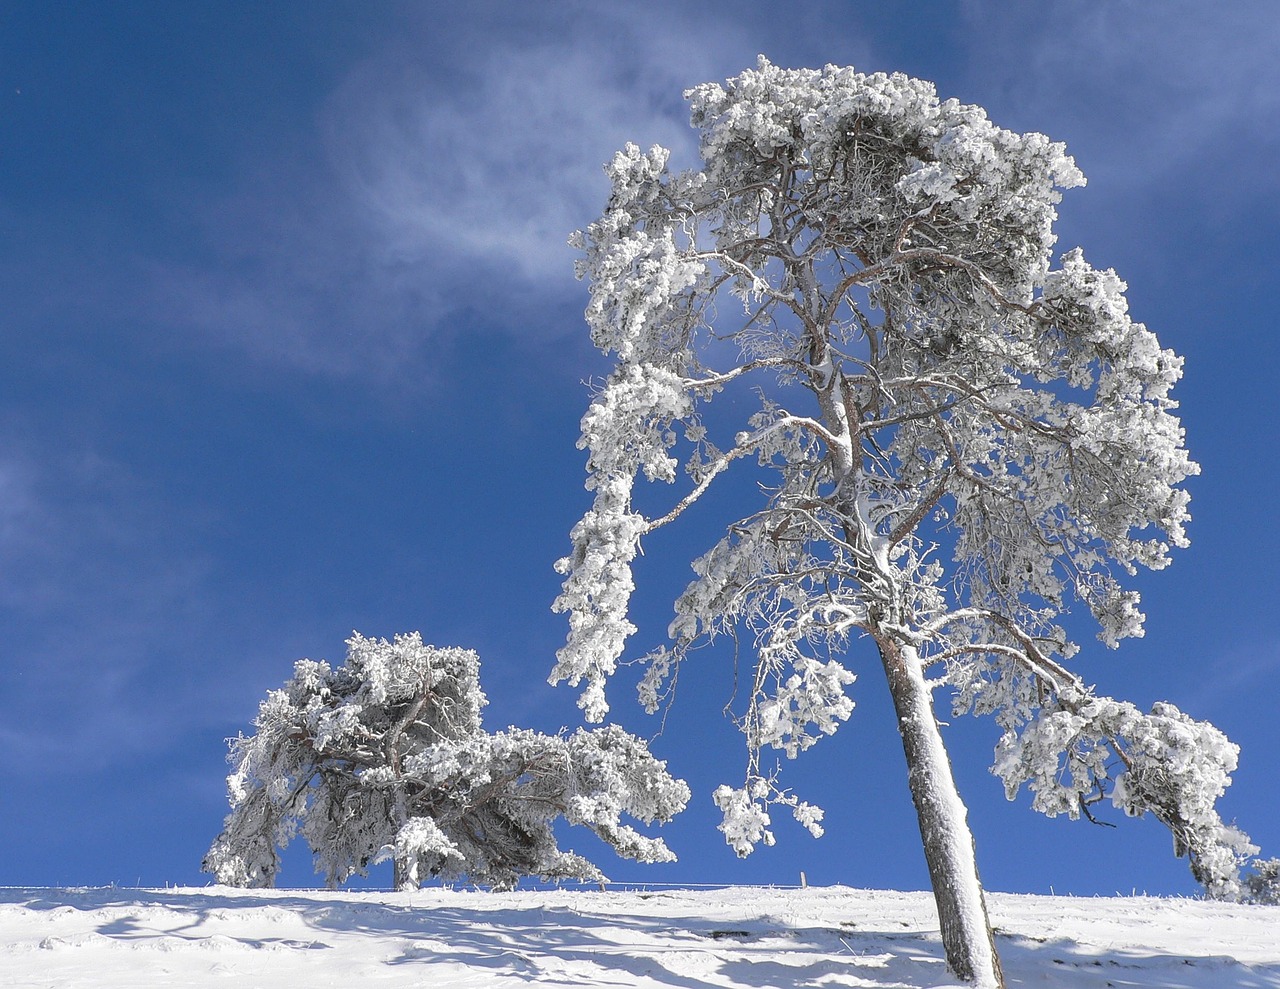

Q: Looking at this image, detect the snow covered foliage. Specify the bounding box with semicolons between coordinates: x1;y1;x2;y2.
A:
993;697;1257;899
204;632;689;891
1240;857;1280;906
552;56;1259;907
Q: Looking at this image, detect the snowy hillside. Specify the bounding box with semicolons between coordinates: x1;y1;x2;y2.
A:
2;884;1277;988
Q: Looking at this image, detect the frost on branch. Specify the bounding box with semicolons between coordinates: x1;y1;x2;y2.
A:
994;697;1256;899
553;55;1259;913
204;632;689;890
550;364;691;722
1240;858;1280;905
714;779;827;858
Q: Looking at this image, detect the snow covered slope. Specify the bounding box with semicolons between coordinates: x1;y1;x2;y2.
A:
1;884;1276;988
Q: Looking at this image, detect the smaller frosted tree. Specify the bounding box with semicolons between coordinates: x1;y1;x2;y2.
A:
204;632;689;890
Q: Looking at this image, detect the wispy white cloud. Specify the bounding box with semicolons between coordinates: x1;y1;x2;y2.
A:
1190;638;1280;716
958;2;1280;215
141;9;738;388
0;440;224;772
84;5;1280;392
328;39;698;286
0;454;37;550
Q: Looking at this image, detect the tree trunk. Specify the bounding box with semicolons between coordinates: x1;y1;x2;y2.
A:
877;633;1005;989
392;788;416;892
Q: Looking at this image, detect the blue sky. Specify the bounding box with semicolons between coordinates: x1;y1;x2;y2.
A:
3;1;1277;896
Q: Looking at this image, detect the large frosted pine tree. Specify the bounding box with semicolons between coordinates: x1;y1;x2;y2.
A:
551;59;1258;987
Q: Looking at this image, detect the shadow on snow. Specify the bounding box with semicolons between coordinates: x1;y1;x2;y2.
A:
4;887;1279;989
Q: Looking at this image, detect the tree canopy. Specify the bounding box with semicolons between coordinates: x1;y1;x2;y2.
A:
205;632;689;890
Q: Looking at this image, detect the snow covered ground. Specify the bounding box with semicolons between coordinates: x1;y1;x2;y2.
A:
2;884;1277;988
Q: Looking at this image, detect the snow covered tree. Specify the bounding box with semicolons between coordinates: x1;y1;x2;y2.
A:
1241;857;1280;906
551;58;1260;987
204;632;689;891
